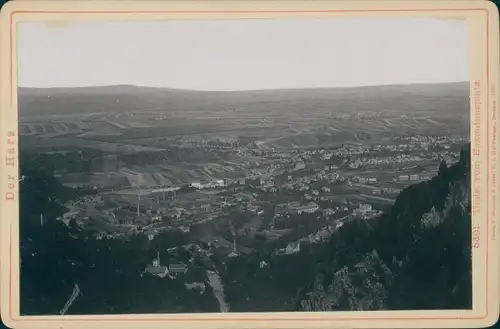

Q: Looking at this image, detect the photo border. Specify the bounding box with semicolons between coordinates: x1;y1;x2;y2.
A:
1;1;499;328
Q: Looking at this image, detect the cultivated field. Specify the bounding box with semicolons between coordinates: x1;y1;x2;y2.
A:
20;83;469;190
19;82;470;152
120;162;248;187
57;157;260;189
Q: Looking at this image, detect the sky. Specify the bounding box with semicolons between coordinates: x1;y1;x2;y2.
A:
17;18;469;90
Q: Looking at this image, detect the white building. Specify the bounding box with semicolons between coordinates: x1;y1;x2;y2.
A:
213;179;226;187
296;202;319;214
295;162;306;170
410;174;420;181
398;175;410;182
323;208;335;216
168;263;188;277
191;182;203;189
179;226;190;233
144;251;169;278
354;204;372;216
285;241;301;254
190;179;225;189
185;282;206;293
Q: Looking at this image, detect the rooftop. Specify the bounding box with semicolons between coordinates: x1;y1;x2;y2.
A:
168;263;188;273
145;264;168;277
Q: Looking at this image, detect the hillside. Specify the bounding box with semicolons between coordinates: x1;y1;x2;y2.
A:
19;169;218;315
18;82;469;117
18;145;472;314
298;145;471;310
221;145;472;311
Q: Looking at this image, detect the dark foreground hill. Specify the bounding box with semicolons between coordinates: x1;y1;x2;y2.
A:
19;170;218;315
18;144;471;314
221;145;471;311
298;146;471;311
18;82;469;117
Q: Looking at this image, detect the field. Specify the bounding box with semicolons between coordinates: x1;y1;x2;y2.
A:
19;83;468;189
20;112;468;150
20;135;166;153
119;162;250;186
19;82;469;151
57;157;260;188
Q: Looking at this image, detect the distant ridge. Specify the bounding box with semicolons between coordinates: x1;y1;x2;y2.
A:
17;81;470;117
18;81;469;95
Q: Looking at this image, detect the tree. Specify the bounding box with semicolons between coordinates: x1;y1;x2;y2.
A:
438;160;448;176
19;169;219;315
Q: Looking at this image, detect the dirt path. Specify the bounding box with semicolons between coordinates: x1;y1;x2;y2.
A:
206;270;229;312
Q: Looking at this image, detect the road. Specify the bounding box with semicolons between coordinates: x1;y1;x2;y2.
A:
60;284;80;315
359;193;395;203
206;270;229;313
352;182;380;190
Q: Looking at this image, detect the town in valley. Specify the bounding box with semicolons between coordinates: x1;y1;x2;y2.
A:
18;83;470;313
17;17;472;315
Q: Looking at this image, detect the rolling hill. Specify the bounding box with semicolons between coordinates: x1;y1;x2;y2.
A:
18;82;470;117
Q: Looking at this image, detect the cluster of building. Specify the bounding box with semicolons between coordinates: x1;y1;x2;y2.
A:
316;136;465;163
281;170;345;191
348;154;424;168
274;201;320;216
352;204;382;219
143;251;188;279
396;173;432;182
275;221;346;256
393;135;467;144
190;180;226;189
55;134;467;257
351;176;378;185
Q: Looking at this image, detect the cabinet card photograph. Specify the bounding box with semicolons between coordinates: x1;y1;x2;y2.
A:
0;1;499;329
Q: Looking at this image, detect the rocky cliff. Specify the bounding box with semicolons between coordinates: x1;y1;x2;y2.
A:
299;144;472;311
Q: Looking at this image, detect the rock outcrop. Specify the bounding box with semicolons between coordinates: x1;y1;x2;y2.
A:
299;144;471;311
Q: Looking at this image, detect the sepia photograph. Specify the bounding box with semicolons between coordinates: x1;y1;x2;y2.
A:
16;15;474;314
1;1;499;329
